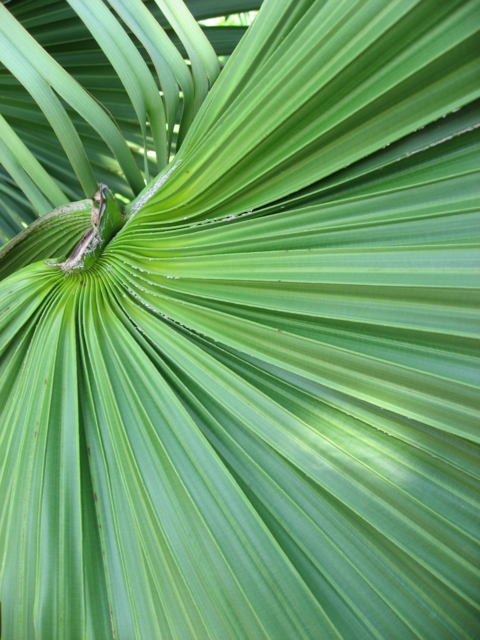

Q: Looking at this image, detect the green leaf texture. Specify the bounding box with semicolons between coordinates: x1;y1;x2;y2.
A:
0;199;91;280
0;0;262;244
0;1;479;639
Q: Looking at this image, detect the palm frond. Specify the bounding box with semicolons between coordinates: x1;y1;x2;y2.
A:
0;0;260;243
0;1;479;639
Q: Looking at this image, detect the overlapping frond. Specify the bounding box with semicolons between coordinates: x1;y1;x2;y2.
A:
0;0;259;243
0;1;479;639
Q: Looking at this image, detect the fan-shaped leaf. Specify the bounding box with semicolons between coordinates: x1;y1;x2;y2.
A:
0;1;479;639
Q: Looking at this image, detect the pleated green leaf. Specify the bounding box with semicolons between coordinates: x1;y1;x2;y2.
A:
66;0;168;177
0;0;261;244
0;1;479;639
0;113;68;213
0;199;91;280
0;2;144;195
129;0;480;223
153;0;220;112
0;174;39;240
106;0;189;155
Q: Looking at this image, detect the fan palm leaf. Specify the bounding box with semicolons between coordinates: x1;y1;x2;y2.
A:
0;0;479;638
